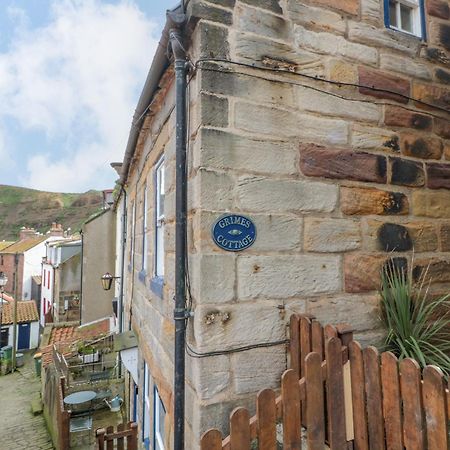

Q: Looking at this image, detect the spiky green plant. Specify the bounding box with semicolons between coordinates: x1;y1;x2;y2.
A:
380;259;450;375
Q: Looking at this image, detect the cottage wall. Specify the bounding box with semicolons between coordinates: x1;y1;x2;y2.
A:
123;0;450;447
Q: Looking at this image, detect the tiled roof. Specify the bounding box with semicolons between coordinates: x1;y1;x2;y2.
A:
1;237;47;254
40;317;113;367
1;300;39;325
0;242;14;251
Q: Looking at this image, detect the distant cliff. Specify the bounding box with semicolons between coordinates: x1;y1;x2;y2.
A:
0;184;103;240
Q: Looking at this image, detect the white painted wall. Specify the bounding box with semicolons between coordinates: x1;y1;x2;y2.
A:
2;320;39;350
22;241;47;301
40;262;54;326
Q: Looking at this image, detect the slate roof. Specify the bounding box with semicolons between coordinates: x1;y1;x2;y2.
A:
1;237;46;254
1;300;39;325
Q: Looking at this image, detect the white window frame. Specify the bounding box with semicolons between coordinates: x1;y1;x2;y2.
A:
388;0;423;37
142;184;148;272
155;157;165;278
154;387;166;450
130;201;136;266
143;362;151;446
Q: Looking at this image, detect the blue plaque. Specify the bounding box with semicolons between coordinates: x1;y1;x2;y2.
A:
212;214;257;252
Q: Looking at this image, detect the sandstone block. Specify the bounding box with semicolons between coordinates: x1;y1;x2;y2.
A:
287;0;346;34
197;128;297;175
191;355;231;400
361;0;382;25
300;143;387;183
196;169;235;210
412;190;450;218
425;47;450;65
190;254;236;304
435;117;450;139
295;86;380;122
190;1;233;25
296;114;349;145
208;0;236;7
351;124;400;152
235;102;348;145
359;66;410;103
303;0;359;15
294;25;378;65
201;67;295;107
234;102;297;137
237;255;341;299
427;0;450;18
435;68;450;85
239;0;282;13
365;219;437;252
193;210;302;253
199;21;229;59
389;157;425;187
193;302;286;350
384;106;432;131
426;162;450;189
200;93;228;128
236;3;289;40
413;83;450;111
401;133;443;159
307;294;380;333
348;22;421;55
437;23;450;50
236;176;338;213
413;258;450;283
328;59;358;83
440;223;450;251
344;254;407;292
234;32;324;76
341;186;409;215
304;218;361;252
379;53;431;80
232;347;286;394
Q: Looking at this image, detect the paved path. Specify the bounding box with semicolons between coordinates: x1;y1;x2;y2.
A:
0;354;54;450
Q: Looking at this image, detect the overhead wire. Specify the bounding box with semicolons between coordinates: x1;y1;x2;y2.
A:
194;57;450;118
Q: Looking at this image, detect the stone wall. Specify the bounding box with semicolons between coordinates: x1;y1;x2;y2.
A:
122;0;450;447
185;0;450;443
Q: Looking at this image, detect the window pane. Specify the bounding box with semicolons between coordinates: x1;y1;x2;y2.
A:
389;0;397;27
400;4;413;32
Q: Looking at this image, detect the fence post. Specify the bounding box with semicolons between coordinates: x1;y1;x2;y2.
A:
96;428;106;450
336;324;354;347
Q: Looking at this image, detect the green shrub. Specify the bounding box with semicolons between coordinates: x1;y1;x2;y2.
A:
380;259;450;375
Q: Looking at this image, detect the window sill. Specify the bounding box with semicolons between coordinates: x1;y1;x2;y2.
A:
138;270;147;283
385;25;424;42
150;277;164;299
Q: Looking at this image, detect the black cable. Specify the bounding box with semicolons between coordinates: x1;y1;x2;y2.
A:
185;339;289;358
194;58;450;116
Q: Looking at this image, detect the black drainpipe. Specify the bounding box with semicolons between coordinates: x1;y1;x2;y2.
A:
170;23;188;450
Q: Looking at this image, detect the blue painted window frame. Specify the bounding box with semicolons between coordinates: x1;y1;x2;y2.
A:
384;0;427;40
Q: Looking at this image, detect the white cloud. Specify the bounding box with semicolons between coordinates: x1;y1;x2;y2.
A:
0;0;158;192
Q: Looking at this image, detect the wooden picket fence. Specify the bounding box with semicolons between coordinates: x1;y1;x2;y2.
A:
96;422;138;450
201;314;450;449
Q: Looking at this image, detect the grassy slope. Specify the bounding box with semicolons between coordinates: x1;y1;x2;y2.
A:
0;184;103;240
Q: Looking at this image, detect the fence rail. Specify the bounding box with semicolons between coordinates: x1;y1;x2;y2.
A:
201;313;450;450
96;422;138;450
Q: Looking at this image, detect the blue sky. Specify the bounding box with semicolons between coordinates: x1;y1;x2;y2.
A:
0;1;172;192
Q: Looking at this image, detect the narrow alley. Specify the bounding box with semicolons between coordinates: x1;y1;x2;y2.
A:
0;353;54;450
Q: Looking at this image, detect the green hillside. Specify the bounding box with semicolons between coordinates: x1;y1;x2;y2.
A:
0;184;104;240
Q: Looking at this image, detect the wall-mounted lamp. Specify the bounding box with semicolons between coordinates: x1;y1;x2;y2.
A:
101;272;120;291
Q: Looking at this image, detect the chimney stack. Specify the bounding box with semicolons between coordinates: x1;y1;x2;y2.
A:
19;227;38;241
49;222;64;237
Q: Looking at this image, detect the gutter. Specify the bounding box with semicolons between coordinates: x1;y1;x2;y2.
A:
119;4;185;187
